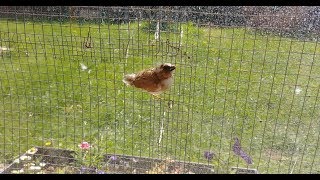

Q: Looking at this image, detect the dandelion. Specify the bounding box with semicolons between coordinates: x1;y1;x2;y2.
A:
78;142;91;150
204;151;215;161
26;147;38;155
232;137;253;165
45;141;52;146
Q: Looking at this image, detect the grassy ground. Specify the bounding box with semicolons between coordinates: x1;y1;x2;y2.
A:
1;19;320;174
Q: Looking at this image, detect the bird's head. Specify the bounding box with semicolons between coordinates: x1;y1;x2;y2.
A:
160;63;176;72
155;63;176;79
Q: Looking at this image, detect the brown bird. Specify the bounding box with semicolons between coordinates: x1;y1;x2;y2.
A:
122;63;176;98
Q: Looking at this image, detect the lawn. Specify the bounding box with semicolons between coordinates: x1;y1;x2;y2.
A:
1;19;320;174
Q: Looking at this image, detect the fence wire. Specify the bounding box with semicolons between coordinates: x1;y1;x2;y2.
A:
1;6;320;174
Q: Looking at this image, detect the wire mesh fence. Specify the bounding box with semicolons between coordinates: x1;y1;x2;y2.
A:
1;6;320;174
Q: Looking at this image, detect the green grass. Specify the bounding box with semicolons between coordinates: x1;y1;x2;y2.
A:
1;19;320;174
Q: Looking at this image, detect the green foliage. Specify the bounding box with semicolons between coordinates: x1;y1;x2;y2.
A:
1;19;320;173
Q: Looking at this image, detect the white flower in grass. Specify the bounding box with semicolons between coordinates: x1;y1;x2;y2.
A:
24;163;35;167
295;86;302;95
80;63;88;71
13;158;20;164
0;47;10;51
39;162;46;167
0;46;11;53
29;166;42;171
20;155;32;161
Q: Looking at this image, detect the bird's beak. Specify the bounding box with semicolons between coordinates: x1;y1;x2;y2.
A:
169;66;176;71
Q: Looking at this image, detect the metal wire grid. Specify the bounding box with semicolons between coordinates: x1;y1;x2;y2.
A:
0;6;320;174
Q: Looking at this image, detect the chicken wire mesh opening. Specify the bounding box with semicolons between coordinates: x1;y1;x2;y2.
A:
1;6;320;174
